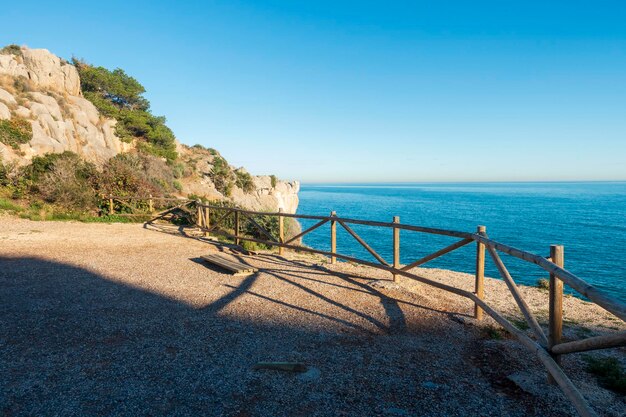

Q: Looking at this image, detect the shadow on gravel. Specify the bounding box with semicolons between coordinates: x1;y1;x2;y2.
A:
0;255;575;417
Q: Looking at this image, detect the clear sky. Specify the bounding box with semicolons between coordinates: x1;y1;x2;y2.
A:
2;1;625;182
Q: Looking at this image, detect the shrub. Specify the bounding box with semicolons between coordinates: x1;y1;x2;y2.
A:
0;118;32;149
270;174;277;188
210;156;234;197
98;152;179;198
241;240;260;252
0;44;22;56
235;170;255;193
536;278;550;290
584;356;626;394
21;152;78;185
36;153;98;209
13;77;33;93
0;197;22;212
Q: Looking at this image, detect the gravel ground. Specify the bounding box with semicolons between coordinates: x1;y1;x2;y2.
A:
0;217;624;417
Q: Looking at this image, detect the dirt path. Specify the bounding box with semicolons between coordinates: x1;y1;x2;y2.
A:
0;218;623;416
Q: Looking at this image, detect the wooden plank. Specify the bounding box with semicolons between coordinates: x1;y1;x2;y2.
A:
551;331;626;355
338;220;389;266
401;238;473;271
487;246;549;347
201;254;257;275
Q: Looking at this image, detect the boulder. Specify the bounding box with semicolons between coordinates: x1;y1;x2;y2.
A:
0;102;10;120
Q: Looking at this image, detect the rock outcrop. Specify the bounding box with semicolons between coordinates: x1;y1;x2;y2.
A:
0;45;299;213
0;47;131;165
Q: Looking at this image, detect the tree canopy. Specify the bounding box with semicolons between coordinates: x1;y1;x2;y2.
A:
72;58;177;161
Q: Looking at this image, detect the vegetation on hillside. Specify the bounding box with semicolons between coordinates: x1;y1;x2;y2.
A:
0;44;22;56
72;58;178;161
210;156;235;196
0;118;32;149
0;151;181;217
0;51;280;225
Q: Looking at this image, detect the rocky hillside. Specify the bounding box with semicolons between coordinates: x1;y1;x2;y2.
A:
0;45;298;213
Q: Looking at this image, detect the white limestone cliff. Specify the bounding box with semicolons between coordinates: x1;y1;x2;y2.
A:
0;45;299;213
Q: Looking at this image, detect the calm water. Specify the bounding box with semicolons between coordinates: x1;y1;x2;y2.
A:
297;182;626;299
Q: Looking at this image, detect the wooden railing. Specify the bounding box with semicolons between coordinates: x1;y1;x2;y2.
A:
104;195;189;217
101;195;624;416
192;202;625;417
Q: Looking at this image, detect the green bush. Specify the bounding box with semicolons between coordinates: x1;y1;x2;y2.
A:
0;118;32;149
270;175;277;188
536;278;550;290
210;156;234;196
73;58;177;161
235;170;255;193
0;44;22;56
38;155;98;209
584;356;626;394
0;197;23;213
98;152;177;198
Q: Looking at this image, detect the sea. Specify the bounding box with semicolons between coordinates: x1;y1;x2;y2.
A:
296;182;626;300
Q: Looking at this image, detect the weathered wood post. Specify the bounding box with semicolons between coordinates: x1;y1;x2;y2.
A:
196;200;202;228
393;216;400;281
548;244;564;384
109;196;114;215
203;206;210;237
474;225;486;320
330;211;337;264
148;194;154;213
234;209;240;245
278;208;284;255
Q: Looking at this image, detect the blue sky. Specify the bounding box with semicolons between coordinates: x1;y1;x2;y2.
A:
2;1;625;182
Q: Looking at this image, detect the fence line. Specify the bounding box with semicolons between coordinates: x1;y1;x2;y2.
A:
106;196;626;417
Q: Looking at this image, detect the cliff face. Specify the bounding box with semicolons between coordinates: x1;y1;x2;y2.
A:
0;48;131;164
0;46;299;213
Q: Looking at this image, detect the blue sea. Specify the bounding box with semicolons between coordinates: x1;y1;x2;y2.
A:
297;182;626;300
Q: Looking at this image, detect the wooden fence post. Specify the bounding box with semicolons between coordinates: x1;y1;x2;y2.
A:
196;200;202;228
330;211;337;264
203;206;210;237
548;244;564;385
393;216;400;281
148;194;154;213
278;208;284;255
234;210;239;245
474;225;486;320
108;197;114;215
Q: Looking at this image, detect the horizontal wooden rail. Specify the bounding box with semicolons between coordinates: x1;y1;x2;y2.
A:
198;204;474;239
472;234;626;321
130;198;624;417
551;331;626;355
